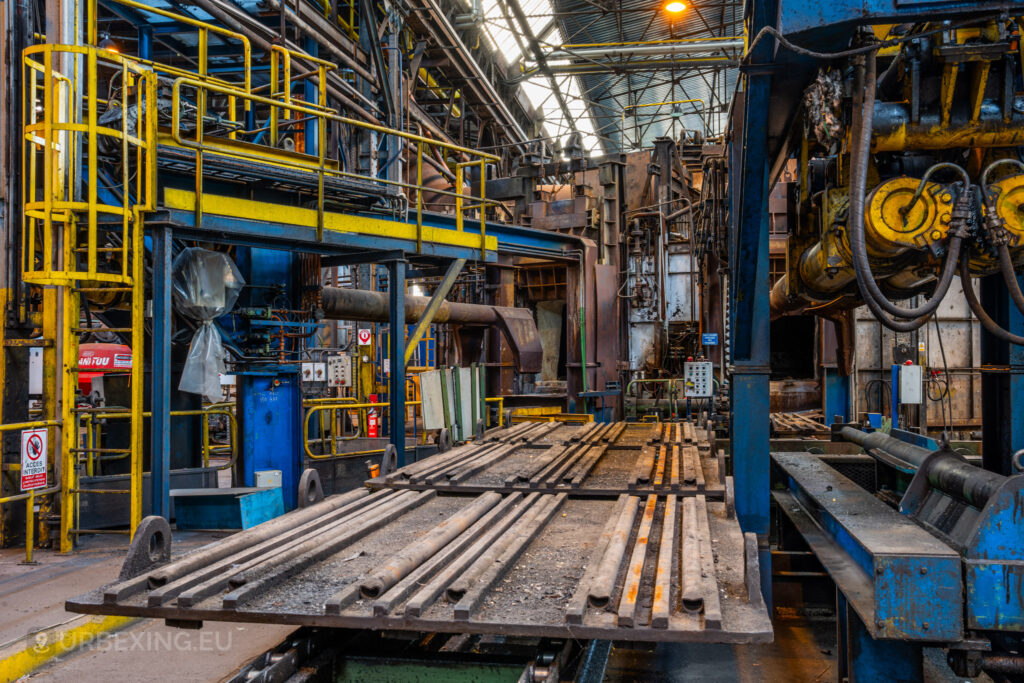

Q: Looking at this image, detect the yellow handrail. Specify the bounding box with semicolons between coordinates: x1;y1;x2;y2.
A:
76;406;238;473
168;76;500;251
302;400;422;459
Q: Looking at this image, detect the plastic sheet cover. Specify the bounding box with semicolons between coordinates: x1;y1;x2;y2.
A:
172;248;245;401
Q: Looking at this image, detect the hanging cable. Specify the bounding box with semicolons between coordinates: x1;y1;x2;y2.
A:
846;47;968;331
931;314;952;445
846;49;930;331
959;250;1024;345
979;158;1024;316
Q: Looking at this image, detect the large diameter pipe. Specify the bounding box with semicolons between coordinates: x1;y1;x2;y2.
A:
873;101;1024;151
839;426;931;469
839;427;1006;508
528;39;744;64
321;286;500;325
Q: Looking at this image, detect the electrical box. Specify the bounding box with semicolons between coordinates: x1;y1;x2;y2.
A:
301;362;316;382
255;469;282;488
29;348;42;395
327;354;351;388
683;361;714;398
301;362;328;384
900;364;923;405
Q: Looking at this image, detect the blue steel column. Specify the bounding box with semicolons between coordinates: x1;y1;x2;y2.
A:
729;0;776;607
388;260;406;466
150;225;172;518
303;38;318;154
980;274;1024;475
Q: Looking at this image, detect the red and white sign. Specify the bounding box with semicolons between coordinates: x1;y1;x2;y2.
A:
357;328;372;346
20;428;48;490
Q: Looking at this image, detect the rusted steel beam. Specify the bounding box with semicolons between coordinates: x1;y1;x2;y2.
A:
683;422;696;443
652;445;668;486
694;496;723;627
359;491;503;599
628;445;658;489
681;445;697;486
163;490;419;608
404;493;542;617
680;497;704;615
588;495;640;608
445;494;553;602
689;445;706;491
504;443;569;486
140;490;397;607
652;494;678;628
362;493;525;616
451;493;567;620
616;495;658;627
565;494;631;624
670;445;681;490
219;491;435;609
103;488;372;603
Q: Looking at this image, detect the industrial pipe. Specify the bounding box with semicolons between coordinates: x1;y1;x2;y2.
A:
872;101;1024;152
322;287;500;325
527;39;744;64
839;426;1007;508
320;287;542;373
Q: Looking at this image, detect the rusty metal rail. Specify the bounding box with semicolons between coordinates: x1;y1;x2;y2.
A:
67;482;769;642
371;420;726;497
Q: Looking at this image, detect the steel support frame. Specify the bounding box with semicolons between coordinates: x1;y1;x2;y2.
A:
729;0;776;609
150;225;172;518
980;273;1024;476
388;259;407;467
404;258;465;365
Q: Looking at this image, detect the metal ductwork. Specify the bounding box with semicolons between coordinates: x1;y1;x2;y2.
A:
526;38;744;65
320;287;542;373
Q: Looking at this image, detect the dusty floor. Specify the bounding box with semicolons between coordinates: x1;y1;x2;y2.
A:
0;534;292;683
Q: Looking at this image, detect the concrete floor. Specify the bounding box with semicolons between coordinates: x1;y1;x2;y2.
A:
0;534;292;683
0;535;979;682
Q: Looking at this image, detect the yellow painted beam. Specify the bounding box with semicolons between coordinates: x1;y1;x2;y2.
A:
163;189;497;254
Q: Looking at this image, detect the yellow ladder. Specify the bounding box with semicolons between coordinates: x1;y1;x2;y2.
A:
21;44;156;551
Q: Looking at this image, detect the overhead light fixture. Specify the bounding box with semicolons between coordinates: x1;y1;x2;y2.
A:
665;1;686;13
99;32;120;53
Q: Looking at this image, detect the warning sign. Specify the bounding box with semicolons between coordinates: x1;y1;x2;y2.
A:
357;328;372;346
20;428;48;491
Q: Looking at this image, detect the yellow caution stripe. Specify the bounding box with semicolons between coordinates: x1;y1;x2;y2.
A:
163;189;497;253
0;614;137;682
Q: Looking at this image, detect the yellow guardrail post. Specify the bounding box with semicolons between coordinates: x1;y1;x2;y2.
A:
416;141;423;252
24;489;35;564
479;158;487;260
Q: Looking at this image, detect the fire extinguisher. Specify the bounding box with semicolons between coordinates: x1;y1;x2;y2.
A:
367;393;379;438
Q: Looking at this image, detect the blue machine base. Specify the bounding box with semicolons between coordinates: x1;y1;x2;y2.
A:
170;487;284;529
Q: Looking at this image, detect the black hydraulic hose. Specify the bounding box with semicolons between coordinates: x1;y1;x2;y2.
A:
996;244;1024;315
846;51;932;331
959;251;1024;345
980;159;1024;316
848;51;966;327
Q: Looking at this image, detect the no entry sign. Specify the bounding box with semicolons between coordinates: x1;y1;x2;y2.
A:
357;328;372;346
20;428;48;490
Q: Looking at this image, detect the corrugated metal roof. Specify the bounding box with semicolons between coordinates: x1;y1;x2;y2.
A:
551;0;743;151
